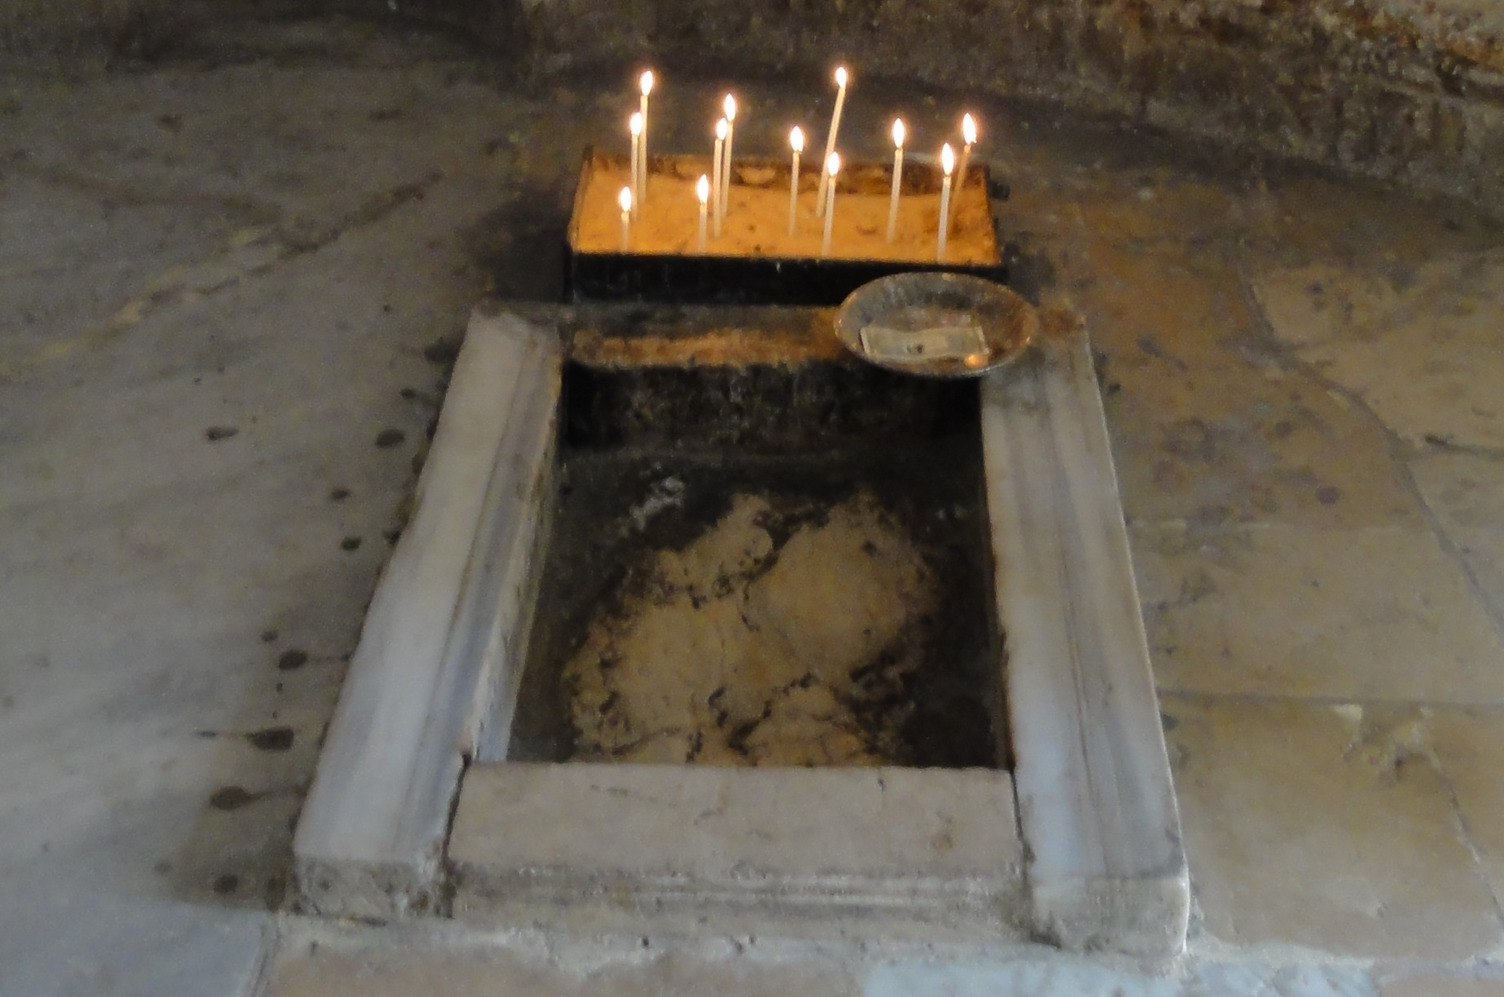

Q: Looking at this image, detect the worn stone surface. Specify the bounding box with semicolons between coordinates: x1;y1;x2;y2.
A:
1411;452;1504;621
1135;524;1504;702
1429;707;1504;902
1379;975;1504;997
1185;963;1377;997
863;960;1179;996
449;763;1024;938
1254;251;1504;450
259;941;861;997
2;14;1504;995
0;33;551;996
1163;695;1501;959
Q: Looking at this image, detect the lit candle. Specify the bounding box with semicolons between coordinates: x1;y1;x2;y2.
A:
721;94;737;220
629;111;644;217
637;71;654;204
937;143;954;262
821;152;840;258
712;118;727;237
619;186;632;252
886;118;905;244
696;174;710;254
816;66;848;217
788;126;804;236
952;113;977;225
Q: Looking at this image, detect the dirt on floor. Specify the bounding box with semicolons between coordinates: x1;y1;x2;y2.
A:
566;490;939;766
509;447;1001;770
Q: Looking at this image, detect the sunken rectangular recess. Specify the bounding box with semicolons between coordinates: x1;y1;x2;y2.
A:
292;304;1182;953
499;357;1007;771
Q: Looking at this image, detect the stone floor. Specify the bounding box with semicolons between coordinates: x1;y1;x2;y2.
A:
3;15;1504;997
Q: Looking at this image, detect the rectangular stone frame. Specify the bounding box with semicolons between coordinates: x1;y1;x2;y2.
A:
293;302;1188;957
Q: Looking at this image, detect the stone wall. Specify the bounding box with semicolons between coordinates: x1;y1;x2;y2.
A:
485;0;1504;209
3;0;1501;212
1;0;174;54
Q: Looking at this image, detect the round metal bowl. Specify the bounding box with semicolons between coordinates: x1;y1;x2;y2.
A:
833;273;1039;378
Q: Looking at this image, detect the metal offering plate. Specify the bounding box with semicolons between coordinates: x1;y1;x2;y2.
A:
835;273;1038;378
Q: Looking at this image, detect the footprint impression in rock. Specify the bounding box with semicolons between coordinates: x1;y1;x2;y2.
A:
564;492;936;766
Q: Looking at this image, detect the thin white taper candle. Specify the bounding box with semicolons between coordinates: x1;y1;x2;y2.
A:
637;71;653;204
788;126;804;237
720;94;737;219
952;113;977;225
618;186;632;252
816;67;848;217
629;111;643;218
696;174;709;254
821;152;840;257
937;143;954;262
712;118;727;237
886;118;905;243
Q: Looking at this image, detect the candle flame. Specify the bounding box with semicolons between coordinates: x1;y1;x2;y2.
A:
697;174;710;204
640;70;654;96
892;118;905;148
790;125;805;152
723;94;737;121
834;66;848;88
941;143;955;176
629;111;643;137
619;186;633;213
826;151;841;177
716;118;728;140
962;112;977;145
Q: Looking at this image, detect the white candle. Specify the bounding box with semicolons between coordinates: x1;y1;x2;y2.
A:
638;71;654;204
816;66;848;217
712;118;727;237
886;118;905;244
696;174;710;254
788;126;804;236
937;143;954;262
821;152;840;258
629;111;644;217
721;94;737;219
953;112;977;225
618;186;632;252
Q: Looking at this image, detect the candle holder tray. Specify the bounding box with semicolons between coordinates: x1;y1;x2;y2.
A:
564;148;1010;307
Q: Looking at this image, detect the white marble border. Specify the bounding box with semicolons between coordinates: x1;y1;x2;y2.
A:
984;314;1189;956
293;310;562;918
293;304;1187;956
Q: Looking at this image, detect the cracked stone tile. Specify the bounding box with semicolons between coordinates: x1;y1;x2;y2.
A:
1133;524;1504;701
1162;695;1501;959
0;174;255;369
1429;708;1504;904
1411;451;1504;623
1251;251;1504;449
1058;229;1422;530
1105;356;1423;530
